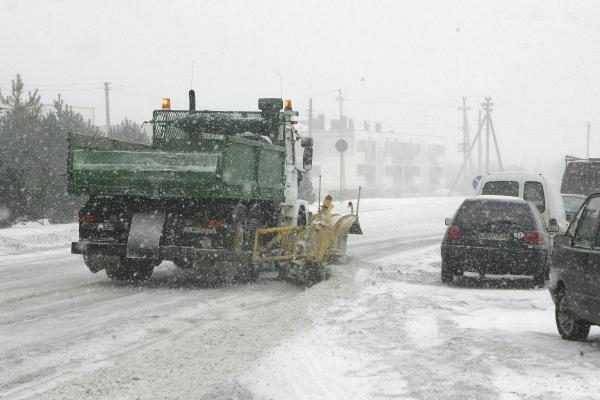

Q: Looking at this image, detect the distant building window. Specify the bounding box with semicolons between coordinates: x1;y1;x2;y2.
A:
357;164;376;183
356;140;376;163
428;145;444;163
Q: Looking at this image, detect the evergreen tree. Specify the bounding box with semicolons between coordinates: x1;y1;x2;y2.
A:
109;118;150;144
0;75;44;218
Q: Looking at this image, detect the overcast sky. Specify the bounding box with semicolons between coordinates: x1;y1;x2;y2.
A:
2;0;600;169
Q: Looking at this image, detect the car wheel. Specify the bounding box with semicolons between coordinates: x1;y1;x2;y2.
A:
533;271;546;288
555;289;590;341
441;259;454;283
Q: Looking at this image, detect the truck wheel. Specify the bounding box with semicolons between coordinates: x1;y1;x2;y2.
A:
83;254;116;273
105;259;133;281
0;206;13;228
106;258;154;281
226;204;247;252
555;289;590;341
236;263;259;283
173;258;193;269
245;204;264;251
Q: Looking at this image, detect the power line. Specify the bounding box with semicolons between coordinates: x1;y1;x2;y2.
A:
26;82;105;86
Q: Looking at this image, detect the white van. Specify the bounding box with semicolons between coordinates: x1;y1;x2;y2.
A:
476;172;568;233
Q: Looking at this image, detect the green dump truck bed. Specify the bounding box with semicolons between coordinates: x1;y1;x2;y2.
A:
67;110;286;201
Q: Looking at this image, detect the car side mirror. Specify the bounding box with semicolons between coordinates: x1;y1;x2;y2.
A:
444;217;452;226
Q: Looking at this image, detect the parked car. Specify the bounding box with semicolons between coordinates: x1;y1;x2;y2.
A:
442;196;554;286
561;156;600;196
549;192;600;340
476;172;568;233
561;193;586;222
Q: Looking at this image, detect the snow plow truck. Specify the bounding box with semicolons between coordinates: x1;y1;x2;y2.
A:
68;93;361;286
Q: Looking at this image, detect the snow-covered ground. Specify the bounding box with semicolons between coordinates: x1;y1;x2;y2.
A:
2;197;600;400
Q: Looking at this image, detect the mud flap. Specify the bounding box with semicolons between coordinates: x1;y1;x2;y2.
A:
127;212;166;260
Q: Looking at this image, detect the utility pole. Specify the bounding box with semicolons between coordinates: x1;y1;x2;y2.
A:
336;89;346;196
478;109;482;175
449;96;503;195
587;122;591;158
104;82;111;132
459;97;471;180
308;98;313;137
482;97;492;173
336;89;344;137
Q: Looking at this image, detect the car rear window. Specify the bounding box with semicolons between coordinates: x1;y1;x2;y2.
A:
481;181;519;197
454;200;535;230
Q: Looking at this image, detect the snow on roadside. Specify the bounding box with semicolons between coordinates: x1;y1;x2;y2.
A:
0;223;77;256
243;197;600;400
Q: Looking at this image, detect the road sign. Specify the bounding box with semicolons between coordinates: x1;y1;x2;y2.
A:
335;138;348;153
472;175;482;190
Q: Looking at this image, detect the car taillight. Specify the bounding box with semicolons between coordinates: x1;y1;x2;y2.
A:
207;220;222;228
523;231;540;245
447;224;462;240
79;212;97;223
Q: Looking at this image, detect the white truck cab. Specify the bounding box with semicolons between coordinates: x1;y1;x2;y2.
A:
476;172;568;233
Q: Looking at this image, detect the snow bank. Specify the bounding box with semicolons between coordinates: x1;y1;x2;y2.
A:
243;196;600;399
0;223;77;255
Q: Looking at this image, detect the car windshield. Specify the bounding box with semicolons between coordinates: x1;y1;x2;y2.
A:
562;195;586;213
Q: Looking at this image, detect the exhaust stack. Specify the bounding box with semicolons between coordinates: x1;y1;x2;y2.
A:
189;89;196;111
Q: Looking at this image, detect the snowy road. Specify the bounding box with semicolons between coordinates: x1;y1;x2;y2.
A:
2;198;600;399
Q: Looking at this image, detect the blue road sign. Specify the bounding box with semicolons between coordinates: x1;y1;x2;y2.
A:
472;175;482;190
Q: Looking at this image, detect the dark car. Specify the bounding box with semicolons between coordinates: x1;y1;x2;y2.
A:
550;192;600;340
441;196;553;286
561;193;586;222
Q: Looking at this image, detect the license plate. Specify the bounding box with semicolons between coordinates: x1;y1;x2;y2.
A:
97;222;114;231
479;232;510;241
183;226;217;234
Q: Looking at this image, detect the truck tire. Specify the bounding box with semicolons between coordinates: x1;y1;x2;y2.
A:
106;258;154;282
226;204;247;253
83;254;117;273
245;204;264;251
236;263;259;283
0;205;13;228
173;258;193;269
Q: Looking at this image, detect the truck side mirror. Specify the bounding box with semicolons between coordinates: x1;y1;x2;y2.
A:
301;137;313;171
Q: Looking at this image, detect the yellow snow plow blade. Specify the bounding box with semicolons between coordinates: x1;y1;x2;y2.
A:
252;190;363;286
252;211;360;265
